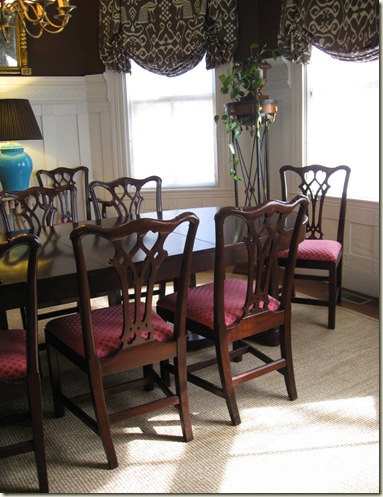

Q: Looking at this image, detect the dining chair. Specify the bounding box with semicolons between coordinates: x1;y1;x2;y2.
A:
157;196;308;425
89;175;162;220
0;233;48;493
44;212;199;469
0;185;78;232
36;165;92;221
279;164;351;329
0;185;79;329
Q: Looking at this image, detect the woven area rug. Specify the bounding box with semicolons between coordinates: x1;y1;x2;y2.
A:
1;301;379;494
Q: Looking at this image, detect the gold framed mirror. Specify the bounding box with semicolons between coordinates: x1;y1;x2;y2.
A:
0;16;30;75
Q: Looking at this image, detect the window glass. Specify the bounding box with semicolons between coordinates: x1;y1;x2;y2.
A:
306;47;379;201
126;59;216;188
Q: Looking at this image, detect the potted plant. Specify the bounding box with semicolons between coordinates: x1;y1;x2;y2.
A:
215;43;281;181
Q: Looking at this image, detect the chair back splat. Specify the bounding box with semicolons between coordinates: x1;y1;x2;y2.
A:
44;212;199;469
157;196;308;426
36;166;91;221
0;234;48;493
279;164;351;329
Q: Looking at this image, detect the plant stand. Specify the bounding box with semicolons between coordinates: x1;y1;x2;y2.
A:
225;98;278;207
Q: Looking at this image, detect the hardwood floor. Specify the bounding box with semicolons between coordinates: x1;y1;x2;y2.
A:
293;279;379;320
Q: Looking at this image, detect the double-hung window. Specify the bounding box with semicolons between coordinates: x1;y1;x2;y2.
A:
125;59;216;188
305;47;379;201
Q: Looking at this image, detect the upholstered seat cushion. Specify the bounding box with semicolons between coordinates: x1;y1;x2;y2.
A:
0;330;27;382
158;278;280;329
46;303;174;359
279;239;342;262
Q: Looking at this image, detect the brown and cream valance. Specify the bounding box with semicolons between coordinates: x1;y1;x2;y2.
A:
278;0;379;63
99;0;238;76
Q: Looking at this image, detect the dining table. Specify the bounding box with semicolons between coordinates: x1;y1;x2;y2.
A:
0;206;304;346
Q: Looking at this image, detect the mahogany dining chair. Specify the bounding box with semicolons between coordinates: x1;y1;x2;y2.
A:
0;185;79;329
89;175;162;220
279;164;351;329
0;233;48;493
157;196;308;425
44;212;199;469
36;165;91;221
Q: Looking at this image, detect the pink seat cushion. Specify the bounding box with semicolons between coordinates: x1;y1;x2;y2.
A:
46;303;174;359
158;278;280;329
0;330;27;382
279;239;342;262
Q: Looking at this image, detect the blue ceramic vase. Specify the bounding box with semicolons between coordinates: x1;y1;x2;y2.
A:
0;143;33;191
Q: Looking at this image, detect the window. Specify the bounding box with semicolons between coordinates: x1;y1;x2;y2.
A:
305;47;379;201
125;59;216;188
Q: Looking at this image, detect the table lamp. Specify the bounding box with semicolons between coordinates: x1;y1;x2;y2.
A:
0;99;43;191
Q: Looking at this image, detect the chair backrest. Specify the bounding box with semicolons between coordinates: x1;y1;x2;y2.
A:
214;196;308;322
0;185;78;231
280;165;351;244
36;166;91;221
70;211;199;359
0;233;41;382
89;175;162;220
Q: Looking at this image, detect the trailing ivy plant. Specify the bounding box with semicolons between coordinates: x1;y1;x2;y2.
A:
214;43;282;181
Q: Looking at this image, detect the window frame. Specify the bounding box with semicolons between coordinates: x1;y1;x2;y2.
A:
124;60;228;192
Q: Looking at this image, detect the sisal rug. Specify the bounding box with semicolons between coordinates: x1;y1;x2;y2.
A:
0;301;379;494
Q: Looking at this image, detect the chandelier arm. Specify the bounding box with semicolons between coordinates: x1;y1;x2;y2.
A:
2;0;75;38
15;1;45;24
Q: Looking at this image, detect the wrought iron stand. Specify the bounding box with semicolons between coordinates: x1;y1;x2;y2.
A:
229;99;278;207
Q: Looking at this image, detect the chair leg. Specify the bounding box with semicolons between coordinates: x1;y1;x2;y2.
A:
20;307;27;329
337;259;343;304
143;364;154;391
46;344;65;418
0;308;8;330
28;375;48;493
87;367;118;470
158;281;167;297
173;356;193;442
328;266;337;329
279;324;297;401
215;340;241;425
232;340;243;363
160;359;171;387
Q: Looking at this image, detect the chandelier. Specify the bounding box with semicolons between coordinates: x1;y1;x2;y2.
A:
0;0;76;39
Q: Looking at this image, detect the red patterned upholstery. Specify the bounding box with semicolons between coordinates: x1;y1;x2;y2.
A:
44;213;199;469
159;279;280;329
0;330;27;382
47;303;174;358
157;197;309;426
279;239;342;262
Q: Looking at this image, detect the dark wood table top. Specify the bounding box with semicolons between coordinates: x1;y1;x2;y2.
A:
0;206;302;311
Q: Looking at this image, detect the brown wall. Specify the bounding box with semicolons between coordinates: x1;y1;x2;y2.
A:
235;0;282;61
27;0;104;76
25;0;282;76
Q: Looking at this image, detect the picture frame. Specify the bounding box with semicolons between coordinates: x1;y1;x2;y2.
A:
0;15;30;75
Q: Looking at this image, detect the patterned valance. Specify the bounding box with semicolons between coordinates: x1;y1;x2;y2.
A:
99;0;239;76
278;0;379;63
